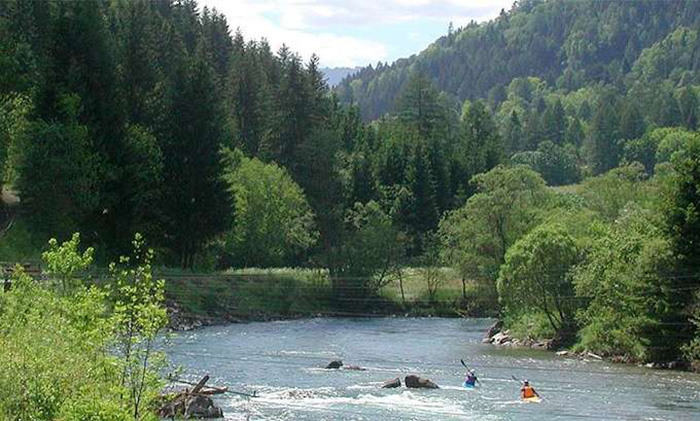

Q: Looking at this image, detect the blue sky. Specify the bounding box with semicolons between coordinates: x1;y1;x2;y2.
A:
199;0;512;68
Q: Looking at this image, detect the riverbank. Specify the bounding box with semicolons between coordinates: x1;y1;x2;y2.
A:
483;320;697;372
163;267;498;331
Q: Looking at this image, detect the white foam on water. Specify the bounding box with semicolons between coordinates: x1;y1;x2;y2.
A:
441;385;477;391
232;387;480;419
346;382;383;390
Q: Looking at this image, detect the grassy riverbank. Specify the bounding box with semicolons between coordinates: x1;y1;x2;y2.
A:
162;267;498;325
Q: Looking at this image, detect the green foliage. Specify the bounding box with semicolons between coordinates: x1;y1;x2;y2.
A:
683;291;700;369
511;141;580;186
221;148;318;268
109;234;167;420
16;94;100;239
0;93;31;184
335;201;407;298
42;232;94;294
0;234;165;421
439;166;552;289
0;218;42;261
655;128;700;164
578;163;652;221
573;208;675;361
498;223;580;338
659;131;700;359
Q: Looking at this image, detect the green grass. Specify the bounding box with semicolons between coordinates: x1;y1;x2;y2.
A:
162;266;500;320
0;218;43;263
162;268;335;319
377;266;463;302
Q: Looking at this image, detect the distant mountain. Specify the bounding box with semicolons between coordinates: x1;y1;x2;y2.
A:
336;0;700;120
321;67;361;87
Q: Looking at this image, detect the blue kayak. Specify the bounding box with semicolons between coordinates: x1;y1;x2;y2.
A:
463;382;476;389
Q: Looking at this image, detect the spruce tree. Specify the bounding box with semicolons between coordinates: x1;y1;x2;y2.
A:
505;110;524;156
619;101;646;141
678;86;698;130
541;99;566;144
565;116;584;147
160;43;230;267
589;98;621;175
407;140;439;244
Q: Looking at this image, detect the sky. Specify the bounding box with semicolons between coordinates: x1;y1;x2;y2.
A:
199;0;513;68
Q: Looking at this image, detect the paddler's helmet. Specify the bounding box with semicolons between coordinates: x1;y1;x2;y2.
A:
469;369;475;375
523;380;529;385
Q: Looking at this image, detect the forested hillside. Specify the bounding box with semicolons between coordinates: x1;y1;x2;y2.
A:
338;0;700;121
1;0;700;379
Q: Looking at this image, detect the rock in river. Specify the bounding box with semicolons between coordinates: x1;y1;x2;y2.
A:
404;375;439;389
382;377;401;388
325;360;343;369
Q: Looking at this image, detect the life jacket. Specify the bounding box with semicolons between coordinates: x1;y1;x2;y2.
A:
521;386;535;398
465;374;476;385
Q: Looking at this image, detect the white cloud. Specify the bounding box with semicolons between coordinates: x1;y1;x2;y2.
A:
199;0;511;67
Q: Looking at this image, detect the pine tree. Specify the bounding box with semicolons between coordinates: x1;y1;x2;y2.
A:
541;99;566;144
504;110;524;156
269;49;310;175
35;0;126;246
160;43;230;267
565;116;584;147
657;90;682;128
589;98;621;175
678;86;698;130
522;109;542;151
454;100;503;199
619;101;646;141
407;140;439;241
229;31;267;156
396;72;443;139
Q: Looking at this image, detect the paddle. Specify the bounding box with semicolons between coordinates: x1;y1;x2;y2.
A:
460;359;481;386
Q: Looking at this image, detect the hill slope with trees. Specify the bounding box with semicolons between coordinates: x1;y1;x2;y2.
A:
337;0;700;121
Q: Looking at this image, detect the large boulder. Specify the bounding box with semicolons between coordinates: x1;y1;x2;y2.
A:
404;375;439;389
325;360;343;369
382;378;401;388
490;330;512;345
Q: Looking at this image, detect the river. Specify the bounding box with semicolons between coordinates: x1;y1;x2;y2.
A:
166;317;700;420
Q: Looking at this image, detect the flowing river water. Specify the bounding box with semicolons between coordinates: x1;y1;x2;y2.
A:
165;318;700;420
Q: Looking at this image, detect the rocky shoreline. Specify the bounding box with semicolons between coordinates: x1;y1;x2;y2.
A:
482;320;693;371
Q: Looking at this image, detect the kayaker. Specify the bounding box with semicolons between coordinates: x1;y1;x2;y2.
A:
520;380;539;399
465;369;480;387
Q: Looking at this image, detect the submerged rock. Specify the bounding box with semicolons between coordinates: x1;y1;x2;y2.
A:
382;378;401;388
404;375;439;389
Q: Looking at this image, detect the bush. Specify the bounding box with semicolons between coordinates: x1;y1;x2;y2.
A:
0;234;165;420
